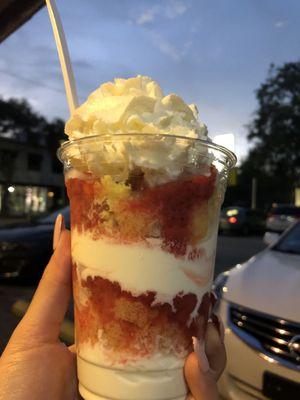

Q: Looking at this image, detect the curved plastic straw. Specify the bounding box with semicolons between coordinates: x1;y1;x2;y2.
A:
46;0;79;114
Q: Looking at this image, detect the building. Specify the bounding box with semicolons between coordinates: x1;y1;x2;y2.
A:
0;137;66;217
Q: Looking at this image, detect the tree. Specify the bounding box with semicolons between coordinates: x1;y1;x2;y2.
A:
239;61;300;206
0;98;48;145
45;118;66;173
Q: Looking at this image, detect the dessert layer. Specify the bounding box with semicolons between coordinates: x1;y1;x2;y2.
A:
73;253;216;367
67;166;218;257
63;76;210;182
73;268;195;366
65;76;207;140
72;230;216;305
78;341;185;370
78;356;188;400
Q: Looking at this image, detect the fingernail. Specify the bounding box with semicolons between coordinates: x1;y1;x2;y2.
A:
53;214;65;250
211;313;225;344
192;336;210;373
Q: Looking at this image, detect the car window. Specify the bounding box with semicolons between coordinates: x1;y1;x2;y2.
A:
273;223;300;255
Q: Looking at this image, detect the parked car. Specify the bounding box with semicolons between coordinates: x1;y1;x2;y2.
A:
214;222;300;399
0;206;70;281
266;204;300;233
219;206;265;235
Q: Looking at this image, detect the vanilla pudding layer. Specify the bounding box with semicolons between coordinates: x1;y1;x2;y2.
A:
77;357;187;400
71;228;217;308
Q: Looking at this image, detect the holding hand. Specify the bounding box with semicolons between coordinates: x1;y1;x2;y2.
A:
0;217;79;400
0;215;226;400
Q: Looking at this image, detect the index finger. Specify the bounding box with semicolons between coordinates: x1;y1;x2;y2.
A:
17;228;72;344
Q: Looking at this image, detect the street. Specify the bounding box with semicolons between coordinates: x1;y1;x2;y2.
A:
0;234;266;354
214;233;266;277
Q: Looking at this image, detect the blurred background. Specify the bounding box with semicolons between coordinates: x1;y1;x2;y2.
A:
0;1;299;398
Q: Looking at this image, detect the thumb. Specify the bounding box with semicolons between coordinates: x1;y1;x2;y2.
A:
12;215;72;345
184;320;226;400
184;352;219;400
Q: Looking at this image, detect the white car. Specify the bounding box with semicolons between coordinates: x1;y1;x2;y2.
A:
266;205;300;233
214;222;300;399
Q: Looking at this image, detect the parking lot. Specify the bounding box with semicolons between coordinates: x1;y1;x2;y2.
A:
0;234;266;354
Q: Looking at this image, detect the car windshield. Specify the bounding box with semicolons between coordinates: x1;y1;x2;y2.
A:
38;206;70;224
273;223;300;255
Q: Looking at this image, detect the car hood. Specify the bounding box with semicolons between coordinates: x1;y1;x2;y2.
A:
224;249;300;323
0;224;53;243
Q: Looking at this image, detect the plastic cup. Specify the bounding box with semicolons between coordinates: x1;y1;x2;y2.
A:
58;133;236;400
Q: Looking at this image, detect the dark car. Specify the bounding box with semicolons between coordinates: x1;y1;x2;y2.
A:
266;204;300;233
219;206;265;235
0;206;70;281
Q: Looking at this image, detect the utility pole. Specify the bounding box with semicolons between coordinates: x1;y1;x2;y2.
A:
251;178;257;210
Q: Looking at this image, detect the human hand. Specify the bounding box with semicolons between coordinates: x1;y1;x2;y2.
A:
0;215;79;400
0;214;226;400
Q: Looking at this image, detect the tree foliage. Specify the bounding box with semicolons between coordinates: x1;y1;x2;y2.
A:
0;97;65;147
238;61;300;206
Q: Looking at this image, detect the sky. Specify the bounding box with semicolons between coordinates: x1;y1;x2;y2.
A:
0;0;299;162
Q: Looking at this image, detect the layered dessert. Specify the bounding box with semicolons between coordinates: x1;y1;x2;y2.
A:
60;76;234;400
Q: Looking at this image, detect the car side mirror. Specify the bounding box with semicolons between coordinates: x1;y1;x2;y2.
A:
263;231;280;246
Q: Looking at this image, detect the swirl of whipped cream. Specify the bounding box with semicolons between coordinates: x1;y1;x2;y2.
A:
64;76;211;185
65;75;208;140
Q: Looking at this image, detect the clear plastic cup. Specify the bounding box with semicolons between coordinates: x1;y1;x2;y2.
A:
58;133;236;400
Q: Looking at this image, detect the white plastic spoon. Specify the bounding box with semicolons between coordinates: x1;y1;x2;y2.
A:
46;0;79;114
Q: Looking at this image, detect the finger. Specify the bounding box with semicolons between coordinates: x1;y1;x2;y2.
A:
66;344;83;400
205;320;226;381
184;352;219;400
68;344;76;355
17;219;72;343
186;394;195;400
184;318;226;400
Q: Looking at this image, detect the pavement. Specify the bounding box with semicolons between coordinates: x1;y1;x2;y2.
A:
0;283;33;352
0;234;266;354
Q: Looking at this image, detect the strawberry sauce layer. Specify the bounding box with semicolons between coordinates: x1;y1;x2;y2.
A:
66;166;216;257
73;263;216;362
126;167;216;256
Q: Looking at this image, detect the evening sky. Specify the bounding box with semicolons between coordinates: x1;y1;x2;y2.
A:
0;0;299;161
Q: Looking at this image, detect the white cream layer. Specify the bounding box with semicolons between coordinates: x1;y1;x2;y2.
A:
71;229;217;307
77;356;188;400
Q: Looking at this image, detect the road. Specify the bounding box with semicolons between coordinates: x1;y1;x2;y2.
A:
0;234;266;354
214;234;266;277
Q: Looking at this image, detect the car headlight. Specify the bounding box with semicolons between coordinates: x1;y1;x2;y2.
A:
213;270;230;300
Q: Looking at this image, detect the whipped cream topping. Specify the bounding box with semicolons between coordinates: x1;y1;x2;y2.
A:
63;76;212;185
65;76;208;140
